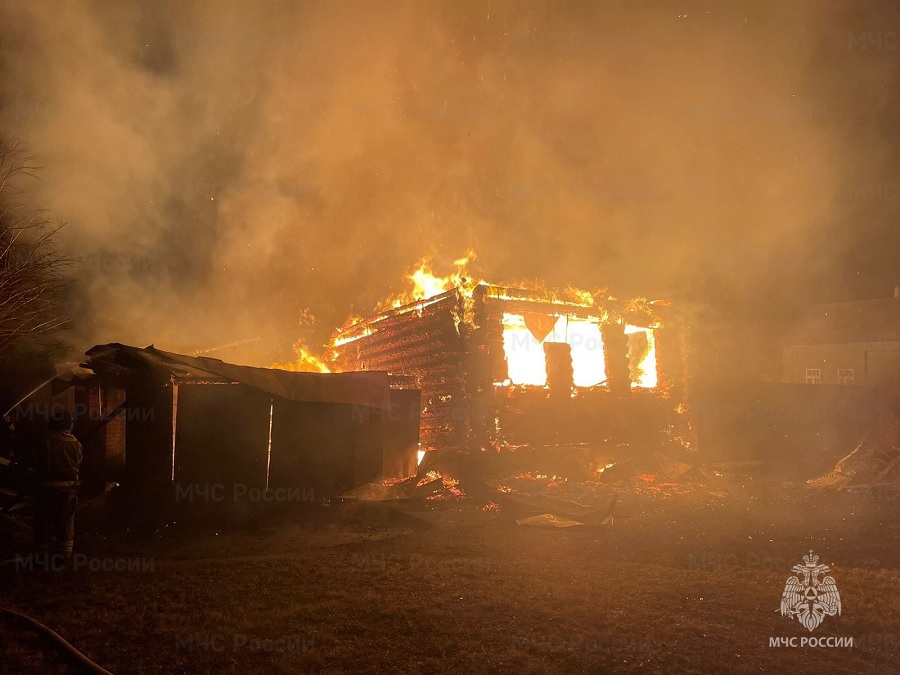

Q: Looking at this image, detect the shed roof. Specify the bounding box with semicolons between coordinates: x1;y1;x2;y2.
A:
83;343;391;409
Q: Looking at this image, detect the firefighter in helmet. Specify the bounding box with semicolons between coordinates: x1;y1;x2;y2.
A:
33;409;83;560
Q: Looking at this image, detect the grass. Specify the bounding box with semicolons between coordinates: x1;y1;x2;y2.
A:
0;477;898;674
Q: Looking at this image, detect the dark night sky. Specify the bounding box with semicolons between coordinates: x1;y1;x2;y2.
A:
0;0;897;370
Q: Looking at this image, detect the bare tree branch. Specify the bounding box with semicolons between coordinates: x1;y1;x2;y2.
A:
0;141;72;356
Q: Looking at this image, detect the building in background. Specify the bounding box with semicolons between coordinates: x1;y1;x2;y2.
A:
782;294;900;387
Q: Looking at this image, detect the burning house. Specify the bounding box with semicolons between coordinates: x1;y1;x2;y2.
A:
330;274;690;461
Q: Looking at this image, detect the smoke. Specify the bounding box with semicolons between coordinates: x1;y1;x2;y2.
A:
0;0;897;369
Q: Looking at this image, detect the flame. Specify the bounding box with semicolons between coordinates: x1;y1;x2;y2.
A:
375;249;480;312
409;264;450;300
502;313;547;385
567;319;606;386
484;284;599;307
501;313;607;387
271;340;331;373
417;470;444;486
324;250;662;393
565;286;596;306
625;325;657;388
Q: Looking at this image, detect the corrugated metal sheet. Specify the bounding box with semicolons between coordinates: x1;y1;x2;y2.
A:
84;343;392;409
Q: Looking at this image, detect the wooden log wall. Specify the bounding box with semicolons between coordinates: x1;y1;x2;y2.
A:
333;285;692;455
332;291;468;453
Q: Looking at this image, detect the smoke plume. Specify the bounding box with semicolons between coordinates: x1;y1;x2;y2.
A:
0;0;897;370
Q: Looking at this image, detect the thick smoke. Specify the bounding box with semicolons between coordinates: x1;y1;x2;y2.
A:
0;0;897;371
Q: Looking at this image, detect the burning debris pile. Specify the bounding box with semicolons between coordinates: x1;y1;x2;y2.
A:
340;470;465;502
478;452;742;527
337;449;725;533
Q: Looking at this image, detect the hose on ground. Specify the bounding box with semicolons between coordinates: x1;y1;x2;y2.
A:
0;606;114;675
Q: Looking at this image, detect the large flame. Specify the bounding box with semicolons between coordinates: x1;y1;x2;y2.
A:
271;339;331;373
318;250;661;393
501;313;607;388
502;313;547;386
375;249;480;311
567;319;606;387
625;325;657;388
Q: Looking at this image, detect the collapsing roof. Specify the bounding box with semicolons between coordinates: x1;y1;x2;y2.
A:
84;343;392;409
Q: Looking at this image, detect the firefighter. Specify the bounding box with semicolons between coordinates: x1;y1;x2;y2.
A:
33;410;83;561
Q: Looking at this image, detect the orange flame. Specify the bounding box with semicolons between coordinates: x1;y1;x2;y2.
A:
375;250;481;311
300;250;667;395
271;339;331;373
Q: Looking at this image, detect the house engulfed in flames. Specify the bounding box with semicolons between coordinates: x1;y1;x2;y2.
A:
329;261;690;460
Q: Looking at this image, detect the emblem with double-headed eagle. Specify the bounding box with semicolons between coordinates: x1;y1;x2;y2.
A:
780;550;841;632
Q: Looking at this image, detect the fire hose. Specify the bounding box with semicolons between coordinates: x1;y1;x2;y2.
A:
0;607;115;675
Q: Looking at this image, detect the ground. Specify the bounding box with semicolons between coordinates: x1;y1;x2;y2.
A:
1;471;898;674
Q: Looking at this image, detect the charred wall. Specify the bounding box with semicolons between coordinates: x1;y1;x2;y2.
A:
331;290;468;452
